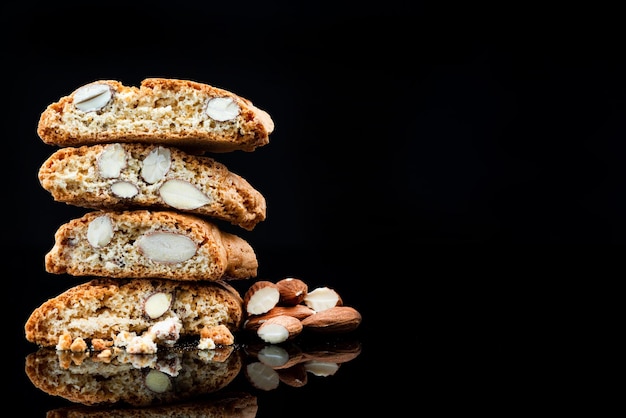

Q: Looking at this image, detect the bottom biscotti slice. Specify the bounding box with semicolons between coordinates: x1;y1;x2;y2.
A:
26;347;247;407
45;210;258;281
25;278;243;351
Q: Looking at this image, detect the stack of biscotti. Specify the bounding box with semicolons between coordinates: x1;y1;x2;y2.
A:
25;78;274;355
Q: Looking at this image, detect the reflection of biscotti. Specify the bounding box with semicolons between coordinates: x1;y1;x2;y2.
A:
37;78;274;153
38;143;266;230
45;210;258;281
25;278;243;348
45;392;258;418
25;347;245;407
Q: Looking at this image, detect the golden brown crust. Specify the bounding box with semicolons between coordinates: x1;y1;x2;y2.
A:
37;78;274;153
38;143;266;230
44;210;258;281
25;278;244;347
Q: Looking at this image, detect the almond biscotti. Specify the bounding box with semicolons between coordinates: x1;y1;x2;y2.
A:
37;78;274;153
38;143;266;230
25;278;244;350
45;210;258;281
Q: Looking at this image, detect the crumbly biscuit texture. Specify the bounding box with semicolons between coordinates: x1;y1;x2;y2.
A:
37;78;274;153
25;278;244;348
25;347;248;407
38;143;266;230
44;210;258;281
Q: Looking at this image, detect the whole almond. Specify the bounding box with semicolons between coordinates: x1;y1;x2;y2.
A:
301;306;362;333
275;277;308;305
244;305;315;331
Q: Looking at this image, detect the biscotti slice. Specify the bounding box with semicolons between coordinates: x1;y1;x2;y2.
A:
45;210;258;281
25;278;244;350
25;346;246;407
37;78;274;153
38;143;266;230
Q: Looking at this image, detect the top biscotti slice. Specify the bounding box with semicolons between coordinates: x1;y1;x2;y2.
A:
45;210;258;281
38;143;266;230
37;78;274;153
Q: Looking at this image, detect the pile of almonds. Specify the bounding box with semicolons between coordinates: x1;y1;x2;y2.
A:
243;339;362;390
241;277;362;344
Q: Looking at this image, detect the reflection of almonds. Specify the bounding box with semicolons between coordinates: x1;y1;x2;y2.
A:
301;340;362;363
301;306;362;333
302;348;362;364
243;305;315;331
245;361;280;391
257;345;290;368
303;360;340;377
144;369;172;393
277;363;308;387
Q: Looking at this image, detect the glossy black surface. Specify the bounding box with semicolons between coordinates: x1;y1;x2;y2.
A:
8;3;625;416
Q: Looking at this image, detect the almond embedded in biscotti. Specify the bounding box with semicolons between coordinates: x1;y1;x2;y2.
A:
275;277;308;306
243;281;280;315
136;231;198;263
143;292;172;319
300;306;362;333
159;179;212;210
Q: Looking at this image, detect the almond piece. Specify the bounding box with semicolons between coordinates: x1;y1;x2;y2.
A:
98;143;127;178
257;315;303;344
143;292;172;319
276;277;308;306
86;215;114;248
205;96;240;121
74;83;112;112
243;281;280;315
303;286;342;312
159;179;212;210
243;305;315;331
111;181;139;198
136;231;198;263
141;146;171;184
300;306;362;333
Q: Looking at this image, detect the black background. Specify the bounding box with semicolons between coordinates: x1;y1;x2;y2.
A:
6;2;624;416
